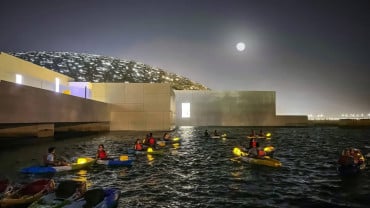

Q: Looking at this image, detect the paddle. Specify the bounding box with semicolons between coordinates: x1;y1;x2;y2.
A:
263;146;275;153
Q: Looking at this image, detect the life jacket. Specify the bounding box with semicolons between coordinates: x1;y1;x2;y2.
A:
257;149;265;157
97;150;107;159
249;140;257;148
135;143;143;151
148;137;155;145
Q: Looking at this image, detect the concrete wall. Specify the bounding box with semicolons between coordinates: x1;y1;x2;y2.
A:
91;83;175;131
338;119;370;127
275;115;309;126
175;90;277;126
0;52;72;93
0;80;110;123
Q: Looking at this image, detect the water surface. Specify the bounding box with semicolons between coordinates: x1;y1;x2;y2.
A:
0;127;370;207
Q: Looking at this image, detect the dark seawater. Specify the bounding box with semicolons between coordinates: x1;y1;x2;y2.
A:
1;127;370;208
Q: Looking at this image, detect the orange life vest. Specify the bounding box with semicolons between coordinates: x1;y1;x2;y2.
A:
249;140;257;148
149;137;155;145
135;143;143;151
97;150;107;159
257;149;265;156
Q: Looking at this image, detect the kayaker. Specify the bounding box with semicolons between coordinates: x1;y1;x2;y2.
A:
256;144;266;158
148;133;156;148
249;130;256;137
214;130;219;136
248;138;257;149
204;130;210;137
258;130;264;137
96;144;108;160
134;139;144;151
142;134;149;145
44;147;68;166
247;146;258;157
247;143;266;158
163;133;171;141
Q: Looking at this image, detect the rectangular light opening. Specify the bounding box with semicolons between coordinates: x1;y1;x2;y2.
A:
55;77;60;92
16;74;22;84
182;102;190;118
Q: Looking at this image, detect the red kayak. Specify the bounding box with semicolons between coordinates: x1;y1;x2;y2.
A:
0;179;55;207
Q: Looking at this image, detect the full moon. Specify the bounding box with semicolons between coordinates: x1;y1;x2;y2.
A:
236;42;245;52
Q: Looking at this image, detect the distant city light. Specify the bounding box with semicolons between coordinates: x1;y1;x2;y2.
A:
308;112;370;120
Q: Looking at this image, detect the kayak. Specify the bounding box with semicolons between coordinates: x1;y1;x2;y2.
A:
247;132;272;139
240;156;282;167
96;158;133;166
63;188;120;208
247;136;269;139
128;147;164;155
127;148;147;155
338;164;363;176
146;147;164;155
29;180;87;208
0;179;10;198
208;134;227;139
21;157;96;174
157;137;182;146
0;179;55;207
232;147;282;167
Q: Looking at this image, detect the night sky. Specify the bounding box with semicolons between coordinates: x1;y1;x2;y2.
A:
1;0;369;116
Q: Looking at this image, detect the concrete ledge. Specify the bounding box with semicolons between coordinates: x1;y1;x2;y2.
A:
0;123;54;138
55;122;110;132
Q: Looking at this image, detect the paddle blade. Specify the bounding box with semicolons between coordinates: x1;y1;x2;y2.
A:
233;147;246;157
264;146;275;152
119;155;129;161
77;158;87;164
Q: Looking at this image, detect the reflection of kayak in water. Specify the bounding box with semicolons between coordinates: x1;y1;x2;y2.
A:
232;147;281;167
338;148;366;176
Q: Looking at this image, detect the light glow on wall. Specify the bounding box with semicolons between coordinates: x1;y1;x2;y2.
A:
182;103;190;118
15;74;22;84
55;77;60;92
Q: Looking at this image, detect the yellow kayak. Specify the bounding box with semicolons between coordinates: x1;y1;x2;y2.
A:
232;147;282;167
240;156;282;167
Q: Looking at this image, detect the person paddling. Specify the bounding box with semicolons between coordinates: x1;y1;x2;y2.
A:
134;139;144;151
148;133;156;148
96;144;108;160
44;147;68;166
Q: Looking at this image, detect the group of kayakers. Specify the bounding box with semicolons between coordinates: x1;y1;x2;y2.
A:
132;132;178;152
338;147;364;167
204;129;220;137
